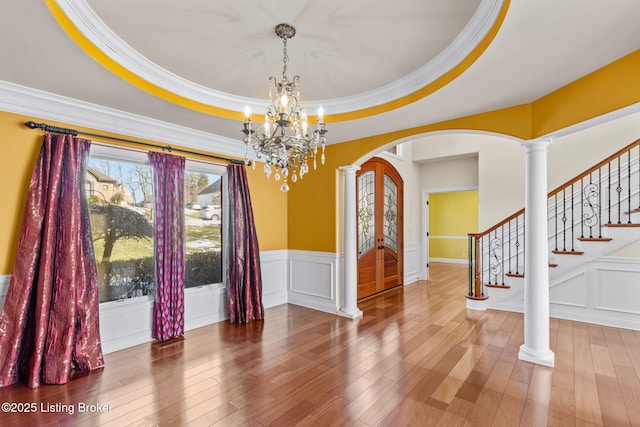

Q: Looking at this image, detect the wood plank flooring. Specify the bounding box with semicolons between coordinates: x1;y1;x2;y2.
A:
0;262;639;426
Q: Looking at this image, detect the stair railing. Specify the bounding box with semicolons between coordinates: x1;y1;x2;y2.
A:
467;137;640;300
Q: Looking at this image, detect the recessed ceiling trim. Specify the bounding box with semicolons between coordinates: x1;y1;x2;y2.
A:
315;0;505;113
51;0;506;121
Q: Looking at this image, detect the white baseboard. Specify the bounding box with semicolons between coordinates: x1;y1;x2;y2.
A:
550;306;640;331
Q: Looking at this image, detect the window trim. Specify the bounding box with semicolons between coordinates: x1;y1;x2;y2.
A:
88;144;228;301
184;159;227;289
382;143;404;160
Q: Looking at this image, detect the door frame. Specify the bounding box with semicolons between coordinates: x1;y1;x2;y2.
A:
421;186;478;281
421;191;429;280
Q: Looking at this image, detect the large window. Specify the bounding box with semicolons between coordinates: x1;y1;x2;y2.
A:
184;169;223;288
87;146;224;303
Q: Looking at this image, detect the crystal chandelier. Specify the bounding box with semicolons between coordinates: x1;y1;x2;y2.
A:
242;23;327;192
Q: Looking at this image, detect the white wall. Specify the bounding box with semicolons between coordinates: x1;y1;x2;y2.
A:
410;110;640;232
547;111;640;189
418;154;478;190
379;142;422;246
606;240;640;259
412;133;524;230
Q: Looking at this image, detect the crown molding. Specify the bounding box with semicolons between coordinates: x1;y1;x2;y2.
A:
53;0;504;116
0;80;247;159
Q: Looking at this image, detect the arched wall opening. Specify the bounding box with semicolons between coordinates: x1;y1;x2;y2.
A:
335;130;523;257
335;109;640;295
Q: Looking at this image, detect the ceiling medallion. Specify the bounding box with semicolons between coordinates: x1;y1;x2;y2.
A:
242;23;327;192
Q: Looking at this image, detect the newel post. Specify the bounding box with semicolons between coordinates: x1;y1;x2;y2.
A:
466;233;487;300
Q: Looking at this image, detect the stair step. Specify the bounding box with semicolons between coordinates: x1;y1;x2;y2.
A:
605;223;640;227
486;283;511;289
577;237;613;242
624;207;640;214
506;273;524;278
503;264;556;279
552;250;584;255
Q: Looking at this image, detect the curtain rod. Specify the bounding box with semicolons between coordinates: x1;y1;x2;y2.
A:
24;121;245;165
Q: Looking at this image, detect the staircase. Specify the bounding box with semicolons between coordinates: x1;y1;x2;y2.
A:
466;138;640;330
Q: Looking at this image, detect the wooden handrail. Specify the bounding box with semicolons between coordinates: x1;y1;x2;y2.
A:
549;137;640;198
470;208;525;237
472;137;640;238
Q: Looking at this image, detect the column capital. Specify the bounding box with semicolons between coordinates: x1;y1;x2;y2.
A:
338;164;361;174
521;138;552;152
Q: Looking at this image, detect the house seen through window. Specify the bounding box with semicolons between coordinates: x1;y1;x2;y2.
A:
87;149;223;303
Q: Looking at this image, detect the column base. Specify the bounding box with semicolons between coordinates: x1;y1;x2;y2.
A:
518;344;555;367
338;308;363;319
466;298;488;311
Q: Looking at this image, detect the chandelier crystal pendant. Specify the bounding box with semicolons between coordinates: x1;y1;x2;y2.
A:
242;23;327;192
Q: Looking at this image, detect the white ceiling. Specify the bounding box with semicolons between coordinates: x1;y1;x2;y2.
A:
1;0;639;146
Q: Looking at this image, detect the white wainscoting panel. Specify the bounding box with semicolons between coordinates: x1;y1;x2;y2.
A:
487;257;640;331
184;283;227;331
101;250;287;353
288;250;341;315
549;258;640;330
404;242;422;284
99;297;154;354
100;283;229;354
0;275;9;311
260;250;288;309
594;266;640;315
0;249;288;355
550;271;588;308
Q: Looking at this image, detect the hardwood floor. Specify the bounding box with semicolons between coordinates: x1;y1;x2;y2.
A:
1;263;639;426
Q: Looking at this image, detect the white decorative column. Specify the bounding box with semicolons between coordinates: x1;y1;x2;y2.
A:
519;139;555;367
339;165;363;319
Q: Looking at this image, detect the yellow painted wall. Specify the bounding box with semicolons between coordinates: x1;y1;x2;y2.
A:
429;191;478;260
286;51;640;253
0;112;42;275
286;154;337;252
429;239;469;261
532;50;640;137
2;51;638;266
0;110;287;275
245;165;288;251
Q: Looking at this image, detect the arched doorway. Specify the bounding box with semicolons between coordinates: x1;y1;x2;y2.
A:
356;157;404;299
